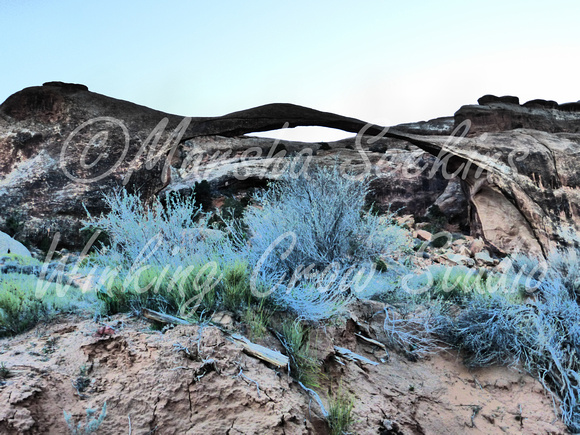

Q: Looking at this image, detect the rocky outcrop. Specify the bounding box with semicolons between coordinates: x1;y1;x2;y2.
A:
0;308;566;434
455;94;580;134
0;83;578;255
383;128;580;256
0;82;206;249
0;83;452;249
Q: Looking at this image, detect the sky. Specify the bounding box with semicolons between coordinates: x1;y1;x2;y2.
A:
1;0;579;142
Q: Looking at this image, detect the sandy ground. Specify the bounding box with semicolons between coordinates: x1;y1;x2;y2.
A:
0;300;567;434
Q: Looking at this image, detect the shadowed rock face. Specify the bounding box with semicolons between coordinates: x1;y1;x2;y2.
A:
0;82;203;248
0;84;578;255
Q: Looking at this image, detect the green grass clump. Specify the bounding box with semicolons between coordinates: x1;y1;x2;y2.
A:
243;299;272;339
0;362;10;380
220;260;252;312
0;253;41;267
278;321;321;388
0;273;101;337
327;389;355;435
98;262;222;318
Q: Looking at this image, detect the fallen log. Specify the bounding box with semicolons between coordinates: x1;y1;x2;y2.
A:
142;308;191;326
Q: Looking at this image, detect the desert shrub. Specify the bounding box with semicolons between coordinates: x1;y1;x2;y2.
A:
0;273;101;336
193;180;214;211
64;401;107;435
441;280;580;431
5;210;25;238
245;166;409;271
221;197;246;221
243;165;411;321
381;301;449;360
0;253;41;267
83;189;203;266
510;228;580;299
84;189;250;318
0;362;10;380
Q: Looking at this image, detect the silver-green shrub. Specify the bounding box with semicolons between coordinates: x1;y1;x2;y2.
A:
243;165;411;321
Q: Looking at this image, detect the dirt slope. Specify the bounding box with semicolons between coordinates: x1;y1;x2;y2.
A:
0;303;566;434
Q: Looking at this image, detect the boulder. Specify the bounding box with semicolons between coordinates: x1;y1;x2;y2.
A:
478;95;520;106
0;231;31;257
523;99;559;110
385;127;580;257
468;238;485;255
457;245;472;258
395;215;415;228
431;178;468;225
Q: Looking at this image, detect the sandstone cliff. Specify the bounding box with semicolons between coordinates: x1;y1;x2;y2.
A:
1;83;579;255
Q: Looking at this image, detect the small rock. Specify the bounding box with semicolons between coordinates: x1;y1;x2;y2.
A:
469;238;485;255
454;245;472;258
395;214;415;228
452;238;467;247
380;419;402;435
211;312;234;329
443;253;475;267
94;326;115;337
414;230;432;242
475;250;495;266
494;378;511;390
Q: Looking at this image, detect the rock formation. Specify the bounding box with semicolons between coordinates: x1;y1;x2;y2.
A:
0;83;454;249
0;83;578;256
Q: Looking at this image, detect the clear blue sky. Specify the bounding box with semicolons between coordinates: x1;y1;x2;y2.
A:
1;0;579;141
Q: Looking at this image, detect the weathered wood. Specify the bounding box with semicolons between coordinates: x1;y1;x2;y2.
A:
141;309;288;368
230;334;289;368
142;308;191;326
334;346;379;366
355;333;387;350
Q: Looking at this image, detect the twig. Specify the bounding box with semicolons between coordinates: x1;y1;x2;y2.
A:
128;414;132;435
298;381;328;418
472;375;483;390
334;346;379;366
470;405;482;428
355;332;387;350
236;367;261;397
71;379;87;400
